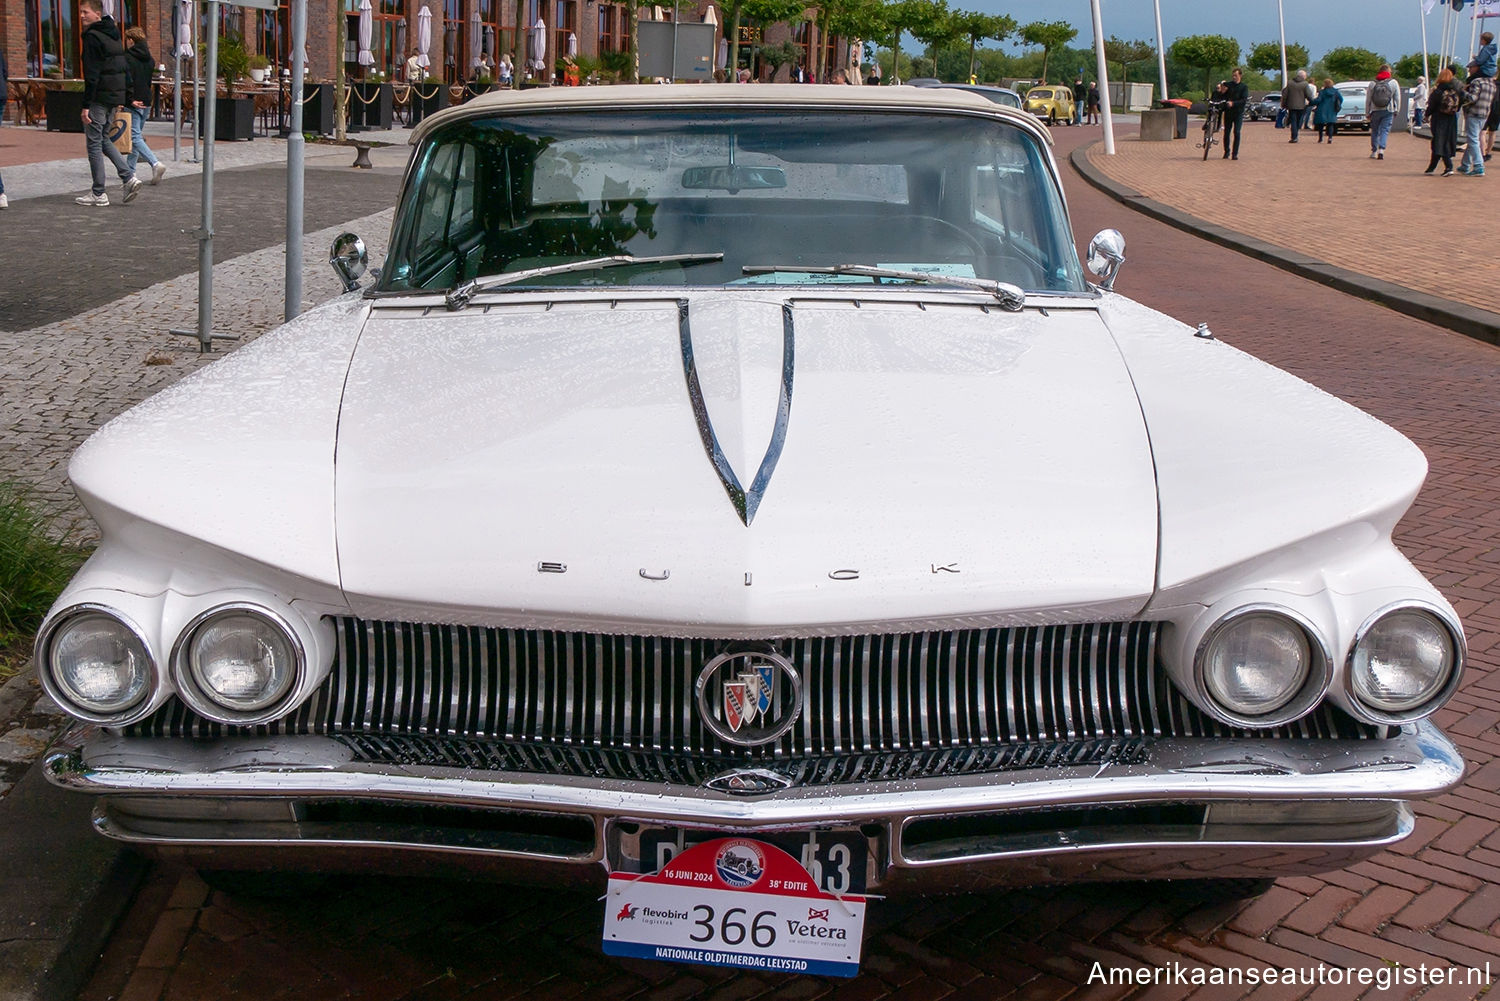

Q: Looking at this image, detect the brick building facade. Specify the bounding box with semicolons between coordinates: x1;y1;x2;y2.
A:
3;0;841;91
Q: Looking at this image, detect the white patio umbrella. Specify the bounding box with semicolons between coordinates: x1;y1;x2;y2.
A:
357;0;375;67
102;0;114;18
530;18;547;72
177;0;194;58
416;5;432;69
485;24;496;60
566;32;577;57
468;8;481;72
717;37;728;70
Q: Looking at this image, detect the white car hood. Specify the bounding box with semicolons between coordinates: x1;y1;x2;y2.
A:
334;293;1159;634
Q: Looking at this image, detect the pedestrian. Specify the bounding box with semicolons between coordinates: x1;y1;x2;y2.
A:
1220;67;1248;159
1072;75;1086;125
1086;80;1101;125
473;51;492;81
1475;31;1497;78
1411;76;1428;127
1484;83;1500;161
122;27;165;186
1366;65;1399;159
870;60;881;85
76;0;140;207
1459;59;1496;175
1281;69;1315;143
498;53;512;87
1311;77;1343;143
1425;66;1462;175
405;47;425;82
736;68;752;83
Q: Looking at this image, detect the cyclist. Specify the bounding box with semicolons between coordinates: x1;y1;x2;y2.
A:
1221;67;1250;160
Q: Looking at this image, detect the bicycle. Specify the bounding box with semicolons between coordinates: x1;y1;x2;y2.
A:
1199;99;1229;160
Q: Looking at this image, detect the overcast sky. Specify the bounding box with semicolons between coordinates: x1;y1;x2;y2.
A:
969;1;1479;67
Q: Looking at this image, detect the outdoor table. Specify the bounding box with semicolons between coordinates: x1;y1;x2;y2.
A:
9;78;62;126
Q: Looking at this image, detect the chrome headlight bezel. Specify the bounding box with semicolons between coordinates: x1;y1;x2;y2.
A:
170;603;307;725
35;604;160;725
1344;601;1464;724
1193;605;1333;728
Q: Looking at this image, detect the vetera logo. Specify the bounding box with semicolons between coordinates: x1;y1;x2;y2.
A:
695;649;802;747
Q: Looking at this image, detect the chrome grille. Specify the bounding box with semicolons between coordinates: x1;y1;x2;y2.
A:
129;619;1391;766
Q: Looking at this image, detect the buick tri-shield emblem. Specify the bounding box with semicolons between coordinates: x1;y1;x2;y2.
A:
695;649;802;747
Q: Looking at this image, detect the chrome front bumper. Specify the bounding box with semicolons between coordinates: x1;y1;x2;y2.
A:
44;721;1464;889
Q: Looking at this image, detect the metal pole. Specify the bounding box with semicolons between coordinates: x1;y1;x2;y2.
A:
191;3;199;162
1422;1;1430;86
1277;0;1288;86
336;1;346;141
671;8;679;82
173;11;181;160
1090;0;1114;154
1470;7;1480;65
1152;0;1168;101
198;1;218;349
286;0;306;321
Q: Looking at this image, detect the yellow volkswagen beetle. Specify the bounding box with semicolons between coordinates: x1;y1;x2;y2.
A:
1024;84;1076;125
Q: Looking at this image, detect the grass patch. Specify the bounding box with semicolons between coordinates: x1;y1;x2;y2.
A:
0;483;91;681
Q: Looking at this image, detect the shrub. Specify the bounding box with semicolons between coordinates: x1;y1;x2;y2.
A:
0;484;89;676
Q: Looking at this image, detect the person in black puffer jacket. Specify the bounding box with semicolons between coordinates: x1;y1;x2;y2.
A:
77;0;141;207
123;26;165;185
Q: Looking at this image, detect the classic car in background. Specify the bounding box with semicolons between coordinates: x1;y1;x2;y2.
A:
909;79;1024;108
1023;84;1075;124
1248;94;1282;121
43;87;1464;908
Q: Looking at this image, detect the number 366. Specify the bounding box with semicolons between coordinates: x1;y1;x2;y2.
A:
689;906;776;948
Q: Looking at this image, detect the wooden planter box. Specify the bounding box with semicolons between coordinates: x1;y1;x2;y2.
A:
197;95;255;141
44;89;86;133
408;82;448;125
349;81;393;131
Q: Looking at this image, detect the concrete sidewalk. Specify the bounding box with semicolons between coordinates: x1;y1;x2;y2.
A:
1071;120;1500;343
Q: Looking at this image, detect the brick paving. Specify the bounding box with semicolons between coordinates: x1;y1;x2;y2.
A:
1081;119;1500;325
0;122;1493;999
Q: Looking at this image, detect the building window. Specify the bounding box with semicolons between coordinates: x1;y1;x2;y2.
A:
256;2;290;67
442;0;465;82
27;0;76;77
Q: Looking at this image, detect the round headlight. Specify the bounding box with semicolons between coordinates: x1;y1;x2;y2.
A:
45;611;152;717
179;608;299;716
1199;611;1318;721
1350;608;1459;716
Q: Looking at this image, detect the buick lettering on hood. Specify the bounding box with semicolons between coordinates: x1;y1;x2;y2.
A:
42;87;1464;916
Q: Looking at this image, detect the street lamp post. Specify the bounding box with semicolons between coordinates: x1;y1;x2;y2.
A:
1090;0;1115;154
1153;0;1168;101
1277;0;1288;85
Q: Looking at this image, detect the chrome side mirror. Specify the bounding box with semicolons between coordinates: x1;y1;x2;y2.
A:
1087;229;1126;291
330;233;368;292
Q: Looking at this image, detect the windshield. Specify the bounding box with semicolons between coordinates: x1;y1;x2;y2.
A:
380;108;1087;295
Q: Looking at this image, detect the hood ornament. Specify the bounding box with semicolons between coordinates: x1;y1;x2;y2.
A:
677;300;795;526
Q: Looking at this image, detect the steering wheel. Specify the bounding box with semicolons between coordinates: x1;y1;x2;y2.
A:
918;217;987;257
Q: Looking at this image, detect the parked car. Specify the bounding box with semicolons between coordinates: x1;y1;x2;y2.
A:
910;79;1023;108
1335;81;1371;131
1248;93;1281;121
1024;84;1075;124
42;87;1464;912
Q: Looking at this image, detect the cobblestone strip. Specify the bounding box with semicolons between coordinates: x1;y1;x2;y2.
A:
0;206;394;798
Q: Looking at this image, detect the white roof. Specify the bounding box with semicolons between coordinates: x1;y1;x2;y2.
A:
409;83;1050;146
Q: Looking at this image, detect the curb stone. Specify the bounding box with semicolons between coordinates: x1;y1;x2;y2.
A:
1069;142;1500;346
0;762;147;1001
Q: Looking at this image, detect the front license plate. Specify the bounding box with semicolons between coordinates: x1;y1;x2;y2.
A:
638;827;869;894
603;838;868;978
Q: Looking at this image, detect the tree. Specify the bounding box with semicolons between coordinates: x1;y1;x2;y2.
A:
725;0;806;81
1020;19;1078;82
1246;40;1310;80
953;11;1015;83
759;40;801;80
1103;35;1155;83
1393;51;1441;82
821;0;887;82
1169;33;1240;94
888;0;948;83
910;1;960;74
1322;45;1384;82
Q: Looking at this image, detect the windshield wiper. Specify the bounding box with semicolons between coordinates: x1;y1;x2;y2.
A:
445;253;725;311
741;263;1026;312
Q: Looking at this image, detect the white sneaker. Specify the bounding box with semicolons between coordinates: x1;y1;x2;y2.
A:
122;176;143;203
75;192;110;206
150;163;167;185
0;193;7;209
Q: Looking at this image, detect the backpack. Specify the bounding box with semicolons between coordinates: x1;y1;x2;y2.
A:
1371;79;1395;110
1438;84;1462;115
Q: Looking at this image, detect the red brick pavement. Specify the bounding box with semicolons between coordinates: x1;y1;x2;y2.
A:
76;125;1500;1001
0;125;84;168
